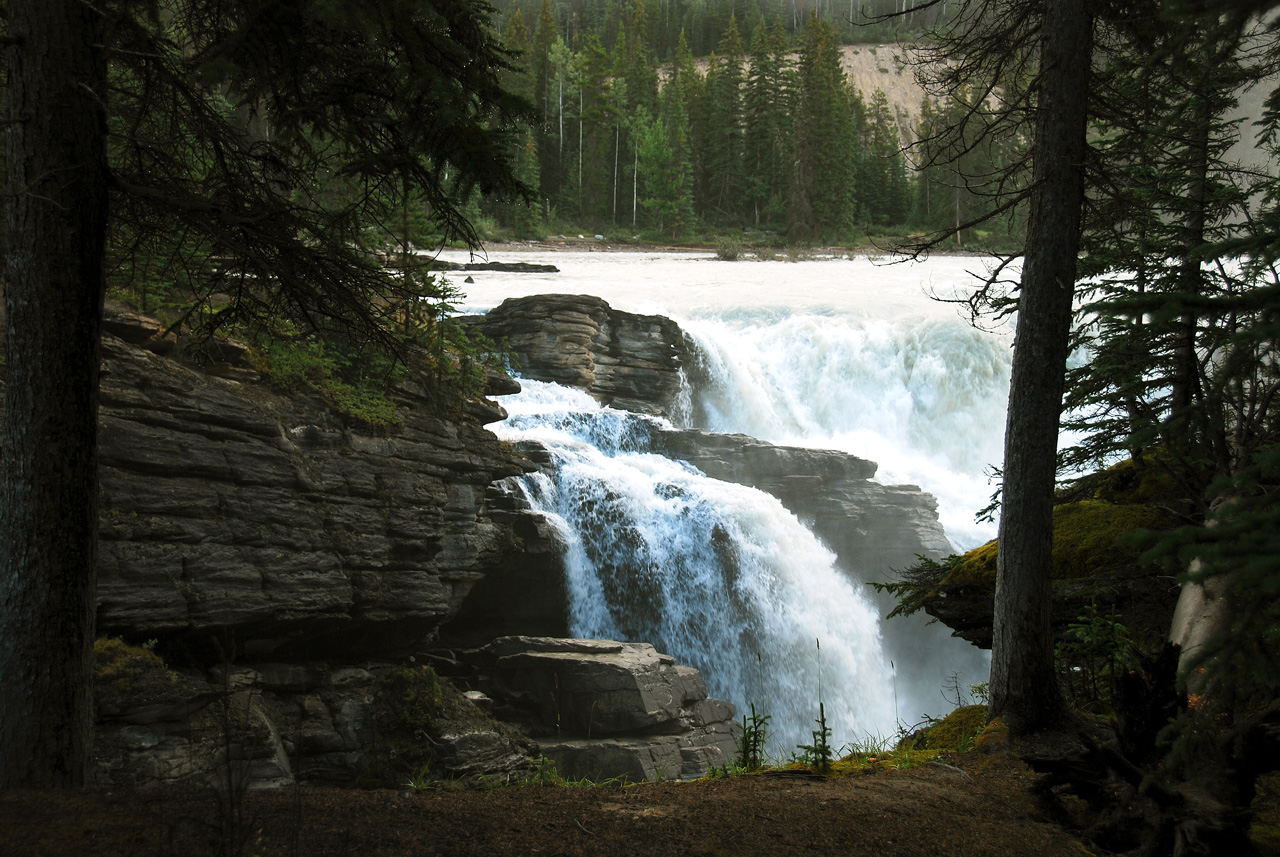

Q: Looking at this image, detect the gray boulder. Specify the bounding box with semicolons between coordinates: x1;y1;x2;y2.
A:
467;293;689;417
475;637;739;781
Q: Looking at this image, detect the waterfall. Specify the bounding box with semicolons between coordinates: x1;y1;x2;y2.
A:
461;250;1010;747
498;381;897;750
680;313;1011;552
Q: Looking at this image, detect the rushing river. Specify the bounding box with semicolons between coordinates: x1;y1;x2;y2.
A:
447;247;1011;748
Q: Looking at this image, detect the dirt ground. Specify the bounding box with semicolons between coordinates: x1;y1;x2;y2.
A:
0;753;1091;857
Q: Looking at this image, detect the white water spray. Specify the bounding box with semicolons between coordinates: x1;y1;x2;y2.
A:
454;249;1015;550
499;381;896;747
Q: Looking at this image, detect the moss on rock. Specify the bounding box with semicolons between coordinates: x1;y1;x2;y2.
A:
943;500;1176;586
923;705;990;751
900;705;989;752
92;637;189;720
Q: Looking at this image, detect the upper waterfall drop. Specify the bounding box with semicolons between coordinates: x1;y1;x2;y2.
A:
678;312;1011;551
498;380;897;748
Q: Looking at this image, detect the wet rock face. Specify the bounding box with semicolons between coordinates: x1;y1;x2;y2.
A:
92;328;557;660
653;428;953;571
468;293;690;417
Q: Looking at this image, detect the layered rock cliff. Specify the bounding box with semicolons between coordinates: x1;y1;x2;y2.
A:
92;326;559;661
1;306;741;787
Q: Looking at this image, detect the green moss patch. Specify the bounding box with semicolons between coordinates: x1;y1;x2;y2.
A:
943;500;1176;586
897;705;989;754
93;637;202;721
921;705;989;751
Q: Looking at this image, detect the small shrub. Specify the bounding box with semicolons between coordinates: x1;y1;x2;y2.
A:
796;702;834;773
736;704;771;771
380;664;443;734
1055;601;1139;714
94;637;164;680
93;637;181;718
715;240;742;261
253;336;402;428
359;665;444;788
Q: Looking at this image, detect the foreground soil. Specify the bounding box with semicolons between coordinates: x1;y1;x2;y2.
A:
1;754;1091;857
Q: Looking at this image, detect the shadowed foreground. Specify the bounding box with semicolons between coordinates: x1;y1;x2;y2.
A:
1;754;1088;857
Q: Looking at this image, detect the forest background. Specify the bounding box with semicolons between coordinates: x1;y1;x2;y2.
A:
470;0;1009;245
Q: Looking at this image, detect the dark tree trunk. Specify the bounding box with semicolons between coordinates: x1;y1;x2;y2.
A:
0;0;109;787
989;0;1091;732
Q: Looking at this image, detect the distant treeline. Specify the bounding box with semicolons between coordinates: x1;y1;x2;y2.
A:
481;0;1014;243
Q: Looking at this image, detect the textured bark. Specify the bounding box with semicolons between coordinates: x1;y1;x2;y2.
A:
989;0;1091;731
0;0;109;786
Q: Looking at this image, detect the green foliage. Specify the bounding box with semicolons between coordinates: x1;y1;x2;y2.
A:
92;637;185;721
870;553;959;620
714;240;742;260
898;705;988;752
736;703;771;771
93;637;165;683
359;665;445;789
379;665;444;735
1054;602;1139;715
520;755;627;787
1149;444;1280;709
406;764;436;792
253;336;402;427
102;0;533;391
941;500;1176;585
796;701;834;773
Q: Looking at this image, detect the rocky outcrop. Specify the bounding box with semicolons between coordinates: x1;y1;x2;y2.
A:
92;645;535;789
91;314;562;660
654;428;953;570
430;260;560;273
472;637;739;782
468;294;689;417
91;637;735;788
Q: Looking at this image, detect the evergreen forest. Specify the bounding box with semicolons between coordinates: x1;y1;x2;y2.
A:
481;0;1010;243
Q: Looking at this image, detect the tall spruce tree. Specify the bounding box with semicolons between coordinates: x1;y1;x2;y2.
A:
743;17;793;229
699;14;748;224
858;88;911;227
790;12;853;240
906;0;1090;731
533;0;564;214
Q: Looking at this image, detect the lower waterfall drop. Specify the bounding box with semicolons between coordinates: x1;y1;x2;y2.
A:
498;379;896;751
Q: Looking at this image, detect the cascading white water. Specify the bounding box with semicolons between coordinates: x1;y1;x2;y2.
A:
457;249;1010;743
681;313;1011;551
498;381;896;748
455;250;1016;551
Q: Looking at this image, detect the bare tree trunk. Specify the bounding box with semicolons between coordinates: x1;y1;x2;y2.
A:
990;0;1091;733
0;0;109;787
